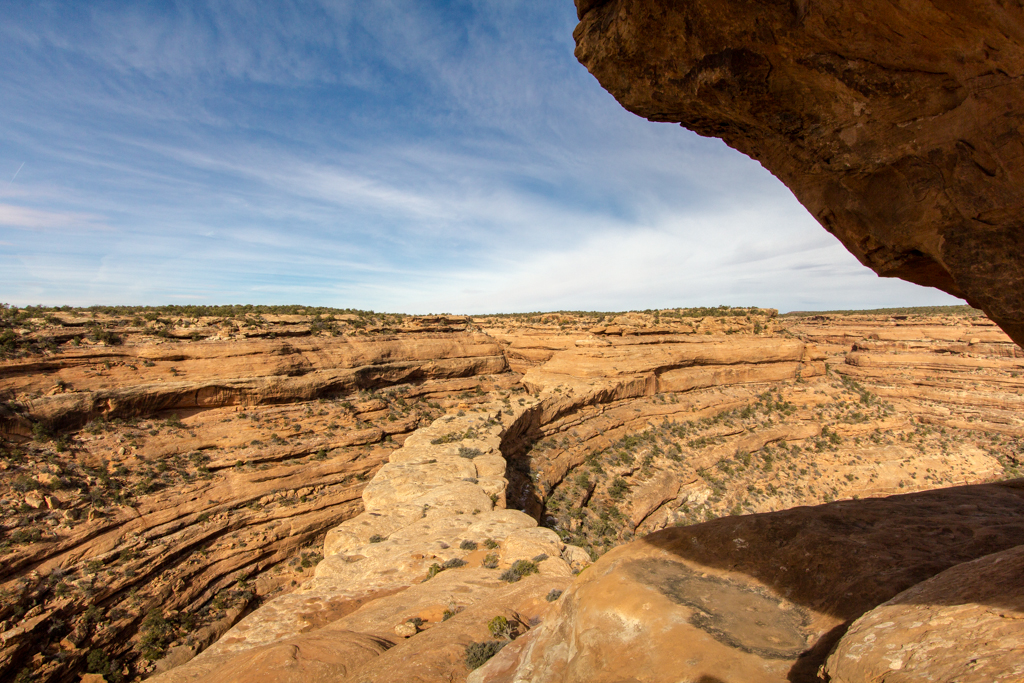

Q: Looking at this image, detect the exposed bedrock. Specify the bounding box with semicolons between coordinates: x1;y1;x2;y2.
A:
573;0;1024;345
4;311;1022;681
823;542;1024;682
0;334;506;434
149;399;588;683
473;480;1024;683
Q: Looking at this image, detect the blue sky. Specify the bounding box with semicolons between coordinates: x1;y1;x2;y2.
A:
0;1;963;313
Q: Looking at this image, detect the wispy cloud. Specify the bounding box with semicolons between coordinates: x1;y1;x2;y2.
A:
0;204;109;231
0;1;964;312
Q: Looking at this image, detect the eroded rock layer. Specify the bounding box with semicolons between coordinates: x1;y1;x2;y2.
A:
2;306;1022;682
572;0;1024;345
150;398;586;683
0;313;515;682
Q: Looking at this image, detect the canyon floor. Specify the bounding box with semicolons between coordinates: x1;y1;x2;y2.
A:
1;304;1021;682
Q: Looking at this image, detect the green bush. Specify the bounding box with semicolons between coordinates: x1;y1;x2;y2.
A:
86;649;124;681
12;474;38;492
465;640;506;670
608;477;629;500
139;608;171;660
459;539;478;551
11;528;42;544
487;615;513;639
499;559;538;583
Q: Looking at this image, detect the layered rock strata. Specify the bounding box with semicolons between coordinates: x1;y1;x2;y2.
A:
1;333;506;433
502;316;1022;558
823;542;1024;682
0;320;515;682
2;307;1022;681
150;400;588;683
572;0;1024;345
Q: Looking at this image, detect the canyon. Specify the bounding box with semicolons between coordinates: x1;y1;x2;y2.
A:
1;304;1021;682
4;2;1022;681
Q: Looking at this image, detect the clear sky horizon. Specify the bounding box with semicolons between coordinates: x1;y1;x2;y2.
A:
1;1;964;315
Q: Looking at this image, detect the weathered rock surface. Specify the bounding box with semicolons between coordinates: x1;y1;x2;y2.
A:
149;399;587;682
1;332;506;433
473;480;1024;683
573;0;1024;345
823;542;1024;683
3;306;1022;681
508;312;1023;553
0;314;520;682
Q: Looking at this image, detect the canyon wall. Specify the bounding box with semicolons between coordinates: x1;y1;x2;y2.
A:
2;307;1022;681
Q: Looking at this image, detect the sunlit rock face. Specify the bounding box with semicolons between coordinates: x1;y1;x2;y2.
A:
4;308;1022;682
470;480;1024;683
573;0;1024;346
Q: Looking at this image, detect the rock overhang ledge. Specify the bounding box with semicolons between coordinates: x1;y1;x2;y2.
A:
572;0;1024;347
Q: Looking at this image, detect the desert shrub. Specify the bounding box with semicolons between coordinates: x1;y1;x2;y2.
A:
608;477;629;500
442;558;467;569
12;474;38;492
483;538;498;549
458;446;482;459
299;552;321;569
459;539;478;551
499;560;538;583
86;649;123;681
487;615;513;639
465;640;506;670
89;326;122;345
139;608;171;660
31;422;52;443
11;528;42;544
482;553;499;569
369;534;385;543
86;649;109;673
546;589;563;602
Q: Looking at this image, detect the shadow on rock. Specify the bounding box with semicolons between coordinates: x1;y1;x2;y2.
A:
634;479;1024;680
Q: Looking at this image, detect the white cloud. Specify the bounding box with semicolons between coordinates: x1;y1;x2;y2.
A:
0;203;109;231
0;3;968;314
